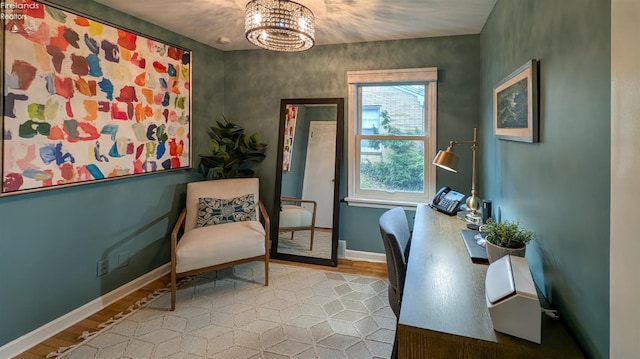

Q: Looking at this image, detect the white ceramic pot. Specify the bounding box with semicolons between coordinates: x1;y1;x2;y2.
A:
485;240;526;263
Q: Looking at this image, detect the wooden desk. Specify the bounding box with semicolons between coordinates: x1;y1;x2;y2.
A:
398;204;584;358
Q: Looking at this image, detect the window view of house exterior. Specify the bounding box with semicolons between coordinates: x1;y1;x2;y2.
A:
346;68;437;206
357;85;426;194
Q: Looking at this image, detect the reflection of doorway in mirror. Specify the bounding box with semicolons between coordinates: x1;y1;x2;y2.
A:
302;122;336;228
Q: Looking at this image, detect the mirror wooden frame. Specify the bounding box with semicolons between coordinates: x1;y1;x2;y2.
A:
271;98;344;266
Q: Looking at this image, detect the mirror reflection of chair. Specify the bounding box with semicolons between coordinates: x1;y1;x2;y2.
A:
379;207;412;359
279;196;317;250
170;178;270;311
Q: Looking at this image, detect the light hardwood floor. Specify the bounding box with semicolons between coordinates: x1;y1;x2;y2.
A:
16;259;388;358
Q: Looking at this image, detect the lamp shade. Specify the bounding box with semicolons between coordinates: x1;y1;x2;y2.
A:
432;148;458;173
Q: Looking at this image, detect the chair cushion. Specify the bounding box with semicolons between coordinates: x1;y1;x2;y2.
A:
185;178;260;232
176;220;265;274
279;205;312;227
196;193;256;228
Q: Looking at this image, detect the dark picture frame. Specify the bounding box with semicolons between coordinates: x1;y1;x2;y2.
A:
493;59;539;143
272;98;344;267
1;0;192;196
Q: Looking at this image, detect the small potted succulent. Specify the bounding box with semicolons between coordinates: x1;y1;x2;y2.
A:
482;218;534;263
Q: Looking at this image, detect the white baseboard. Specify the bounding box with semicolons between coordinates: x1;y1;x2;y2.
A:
0;263;170;359
338;240;346;258
345;249;386;263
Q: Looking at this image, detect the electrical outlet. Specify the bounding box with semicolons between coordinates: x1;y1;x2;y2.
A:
118;251;129;268
97;258;108;277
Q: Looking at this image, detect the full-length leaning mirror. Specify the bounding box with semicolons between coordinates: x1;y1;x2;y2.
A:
271;98;344;266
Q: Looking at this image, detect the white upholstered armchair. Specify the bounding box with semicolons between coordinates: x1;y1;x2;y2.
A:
170;178;270;310
279;196;317;250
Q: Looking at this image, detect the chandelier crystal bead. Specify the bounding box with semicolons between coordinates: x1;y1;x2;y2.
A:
245;0;315;52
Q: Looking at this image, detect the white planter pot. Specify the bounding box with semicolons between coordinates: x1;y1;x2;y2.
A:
485;240;526;263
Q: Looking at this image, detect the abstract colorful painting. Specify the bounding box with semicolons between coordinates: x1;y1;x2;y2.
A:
282;104;297;172
1;0;191;196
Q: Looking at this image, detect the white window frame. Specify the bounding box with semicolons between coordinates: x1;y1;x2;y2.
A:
345;68;438;209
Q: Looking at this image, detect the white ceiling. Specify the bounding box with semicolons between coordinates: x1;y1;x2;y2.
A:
94;0;497;51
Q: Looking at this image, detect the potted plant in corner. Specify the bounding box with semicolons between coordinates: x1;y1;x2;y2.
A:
198;117;268;180
482;218;534;263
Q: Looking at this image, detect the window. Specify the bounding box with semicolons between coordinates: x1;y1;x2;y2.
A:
360;105;381;154
346;68;438;208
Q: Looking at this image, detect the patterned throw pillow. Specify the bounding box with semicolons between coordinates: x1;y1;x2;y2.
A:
196;193;257;228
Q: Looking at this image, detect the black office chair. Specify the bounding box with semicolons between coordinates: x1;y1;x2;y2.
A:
379;207;411;358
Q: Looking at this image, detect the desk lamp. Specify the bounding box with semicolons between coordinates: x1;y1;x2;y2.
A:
432;128;481;223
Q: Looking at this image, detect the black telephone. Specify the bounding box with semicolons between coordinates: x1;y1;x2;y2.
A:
430;186;465;216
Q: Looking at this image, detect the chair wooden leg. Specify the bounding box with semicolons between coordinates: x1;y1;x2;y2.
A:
309;228;315;250
170;271;177;311
264;256;269;286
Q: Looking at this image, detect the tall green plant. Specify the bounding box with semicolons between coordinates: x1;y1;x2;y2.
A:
198;118;267;179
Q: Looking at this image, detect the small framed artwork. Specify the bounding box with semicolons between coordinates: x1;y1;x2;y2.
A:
493;59;538;143
1;0;192;196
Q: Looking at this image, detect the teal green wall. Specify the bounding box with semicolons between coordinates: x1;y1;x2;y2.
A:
480;1;610;357
0;0;222;347
223;36;480;253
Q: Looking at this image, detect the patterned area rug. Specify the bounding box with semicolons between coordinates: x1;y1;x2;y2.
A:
49;262;395;358
277;230;333;259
